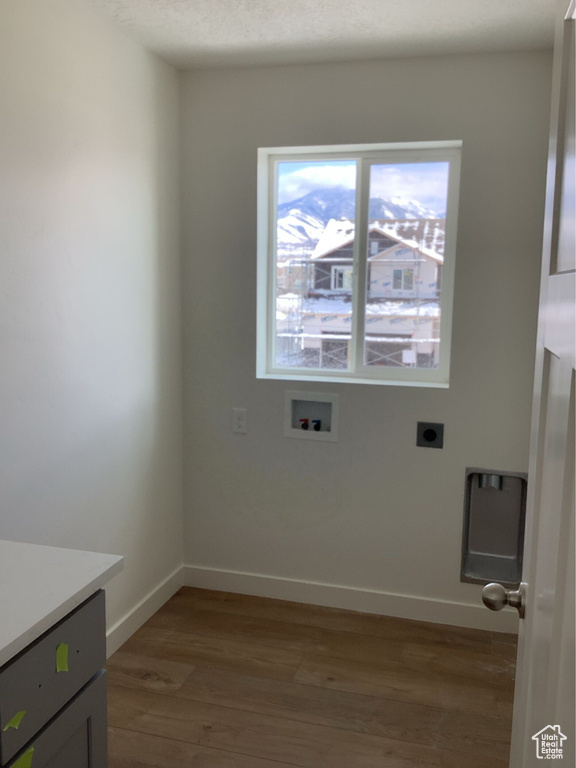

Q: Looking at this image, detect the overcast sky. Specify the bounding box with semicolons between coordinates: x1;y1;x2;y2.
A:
278;160;449;214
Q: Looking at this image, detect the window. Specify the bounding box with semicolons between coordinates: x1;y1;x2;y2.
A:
257;141;461;386
393;268;414;291
331;266;353;291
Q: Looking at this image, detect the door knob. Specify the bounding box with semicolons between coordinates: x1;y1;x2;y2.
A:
482;582;526;619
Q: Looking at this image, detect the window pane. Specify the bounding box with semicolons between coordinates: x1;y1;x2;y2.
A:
364;161;449;369
321;336;349;369
275;160;356;369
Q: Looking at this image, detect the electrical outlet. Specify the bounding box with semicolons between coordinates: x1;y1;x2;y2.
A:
232;408;248;434
416;421;444;448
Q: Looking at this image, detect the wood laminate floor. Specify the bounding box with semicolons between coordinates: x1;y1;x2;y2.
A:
107;587;517;767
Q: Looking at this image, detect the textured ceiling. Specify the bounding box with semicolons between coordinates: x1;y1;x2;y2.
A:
89;0;556;70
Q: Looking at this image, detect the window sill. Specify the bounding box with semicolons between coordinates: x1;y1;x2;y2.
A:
257;370;449;388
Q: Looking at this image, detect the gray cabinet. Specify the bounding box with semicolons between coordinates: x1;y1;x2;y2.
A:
0;592;107;768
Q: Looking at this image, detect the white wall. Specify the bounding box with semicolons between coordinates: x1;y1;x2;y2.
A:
181;52;552;630
0;0;183;646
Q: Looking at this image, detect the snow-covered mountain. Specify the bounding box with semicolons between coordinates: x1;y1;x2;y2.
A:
276;187;442;259
278;187;357;225
369;196;440;221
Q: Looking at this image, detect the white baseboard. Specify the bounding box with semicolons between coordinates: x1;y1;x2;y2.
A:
106;565;184;657
182;564;518;634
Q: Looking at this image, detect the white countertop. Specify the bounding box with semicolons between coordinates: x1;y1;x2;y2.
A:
0;540;123;667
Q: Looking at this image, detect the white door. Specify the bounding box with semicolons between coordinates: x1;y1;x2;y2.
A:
505;1;575;765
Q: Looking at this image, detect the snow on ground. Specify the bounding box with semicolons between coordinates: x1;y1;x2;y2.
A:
276;294;440;318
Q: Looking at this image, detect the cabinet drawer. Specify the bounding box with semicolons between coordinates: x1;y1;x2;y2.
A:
6;671;107;768
0;592;105;765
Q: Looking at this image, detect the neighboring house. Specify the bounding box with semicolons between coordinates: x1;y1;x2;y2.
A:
276;260;308;294
276;217;445;369
310;217;444;300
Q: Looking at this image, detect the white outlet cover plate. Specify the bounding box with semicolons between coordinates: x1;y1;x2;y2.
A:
232;407;248;433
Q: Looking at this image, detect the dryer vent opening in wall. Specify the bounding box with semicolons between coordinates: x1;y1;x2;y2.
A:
284;391;339;442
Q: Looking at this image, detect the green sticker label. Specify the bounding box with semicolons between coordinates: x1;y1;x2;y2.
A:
56;643;69;673
11;746;34;768
3;710;25;731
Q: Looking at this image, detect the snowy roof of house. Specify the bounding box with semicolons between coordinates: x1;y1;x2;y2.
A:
311;218;445;264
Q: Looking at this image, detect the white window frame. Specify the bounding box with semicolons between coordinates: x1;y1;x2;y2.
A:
256;141;461;387
392;267;415;292
330;265;354;291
